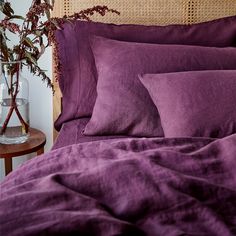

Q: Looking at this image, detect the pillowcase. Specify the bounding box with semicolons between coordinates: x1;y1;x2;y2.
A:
84;36;236;137
139;70;236;138
54;16;236;130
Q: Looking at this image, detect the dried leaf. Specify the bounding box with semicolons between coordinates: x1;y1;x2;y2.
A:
0;27;8;41
10;15;25;20
45;9;50;19
38;43;45;58
1;2;14;17
34;30;42;37
0;35;9;61
51;19;62;30
22;37;34;48
24;51;37;65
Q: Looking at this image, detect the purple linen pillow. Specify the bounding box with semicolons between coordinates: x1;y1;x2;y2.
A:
84;36;236;137
54;16;236;130
139;70;236;138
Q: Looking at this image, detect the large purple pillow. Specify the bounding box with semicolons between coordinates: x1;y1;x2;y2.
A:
54;16;236;130
84;36;236;137
139;70;236;138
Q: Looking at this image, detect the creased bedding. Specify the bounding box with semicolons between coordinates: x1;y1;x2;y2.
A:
52;118;127;150
1;134;236;236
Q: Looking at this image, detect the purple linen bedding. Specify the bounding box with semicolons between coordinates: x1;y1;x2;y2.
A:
84;36;236;137
54;16;236;130
139;70;236;138
52;118;127;150
1;134;236;236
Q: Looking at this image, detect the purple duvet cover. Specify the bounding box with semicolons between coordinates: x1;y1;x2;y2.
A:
1;134;236;236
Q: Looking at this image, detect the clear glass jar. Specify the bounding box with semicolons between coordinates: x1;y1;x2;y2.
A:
0;61;30;144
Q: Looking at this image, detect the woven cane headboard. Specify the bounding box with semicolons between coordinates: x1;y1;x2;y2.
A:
52;0;236;139
53;0;236;24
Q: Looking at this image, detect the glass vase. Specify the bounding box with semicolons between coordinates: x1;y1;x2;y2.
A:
0;61;30;144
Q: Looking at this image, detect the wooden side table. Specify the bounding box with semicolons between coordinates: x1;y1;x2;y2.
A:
0;128;46;176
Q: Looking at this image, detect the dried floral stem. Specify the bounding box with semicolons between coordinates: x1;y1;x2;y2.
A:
0;63;29;135
0;101;29;135
0;107;14;135
0;15;31;134
12;64;29;133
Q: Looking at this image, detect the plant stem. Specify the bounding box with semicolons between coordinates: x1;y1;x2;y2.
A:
0;63;29;136
15;105;29;133
0;106;14;135
12;65;29;133
0;101;29;135
0;14;30;136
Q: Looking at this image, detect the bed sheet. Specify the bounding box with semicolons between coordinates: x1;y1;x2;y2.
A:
52;118;127;150
1;133;236;235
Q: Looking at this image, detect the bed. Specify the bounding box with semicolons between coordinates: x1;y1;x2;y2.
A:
1;0;236;235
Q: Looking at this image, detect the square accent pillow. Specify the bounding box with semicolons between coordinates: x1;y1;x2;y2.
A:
84;36;236;137
139;70;236;138
54;16;236;130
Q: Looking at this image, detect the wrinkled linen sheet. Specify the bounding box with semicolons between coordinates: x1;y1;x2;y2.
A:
1;134;236;236
52;118;127;150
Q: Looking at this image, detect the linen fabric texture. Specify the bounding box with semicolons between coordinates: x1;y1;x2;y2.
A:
1;134;236;235
139;70;236;138
54;16;236;130
84;36;236;137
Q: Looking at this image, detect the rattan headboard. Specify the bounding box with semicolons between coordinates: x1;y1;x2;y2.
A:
52;0;236;139
53;0;236;24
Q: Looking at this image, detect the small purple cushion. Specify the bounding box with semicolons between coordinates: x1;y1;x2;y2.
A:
139;70;236;138
84;37;236;137
54;16;236;130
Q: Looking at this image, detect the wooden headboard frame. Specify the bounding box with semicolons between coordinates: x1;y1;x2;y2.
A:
52;0;236;139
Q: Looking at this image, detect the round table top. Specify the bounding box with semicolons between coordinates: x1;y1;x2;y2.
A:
0;128;46;158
